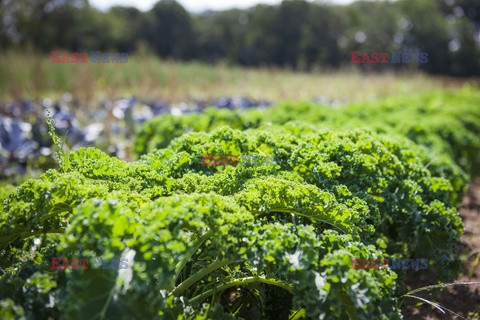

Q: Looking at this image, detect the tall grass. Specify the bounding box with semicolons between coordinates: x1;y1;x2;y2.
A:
0;49;472;103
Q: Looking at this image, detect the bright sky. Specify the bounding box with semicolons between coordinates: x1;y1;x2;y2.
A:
91;0;356;12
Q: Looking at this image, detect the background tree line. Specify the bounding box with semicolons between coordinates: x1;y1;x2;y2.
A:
1;0;479;76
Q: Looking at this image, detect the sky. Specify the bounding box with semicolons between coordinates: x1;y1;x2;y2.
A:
91;0;356;13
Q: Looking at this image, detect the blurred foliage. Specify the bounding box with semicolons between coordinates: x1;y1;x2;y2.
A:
1;0;479;76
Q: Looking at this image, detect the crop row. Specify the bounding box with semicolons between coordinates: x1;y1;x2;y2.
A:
0;89;479;319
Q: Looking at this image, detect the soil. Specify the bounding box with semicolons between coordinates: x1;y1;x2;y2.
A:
402;179;480;320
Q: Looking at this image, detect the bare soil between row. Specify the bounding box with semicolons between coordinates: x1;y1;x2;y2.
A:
403;179;480;320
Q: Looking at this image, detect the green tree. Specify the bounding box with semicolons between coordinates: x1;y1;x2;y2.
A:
142;0;194;59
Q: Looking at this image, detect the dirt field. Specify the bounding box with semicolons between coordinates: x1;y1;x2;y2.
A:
403;179;480;320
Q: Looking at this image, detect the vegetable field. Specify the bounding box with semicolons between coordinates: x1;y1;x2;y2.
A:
1;88;480;319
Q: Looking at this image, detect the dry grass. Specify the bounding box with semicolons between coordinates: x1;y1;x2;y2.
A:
0;50;474;103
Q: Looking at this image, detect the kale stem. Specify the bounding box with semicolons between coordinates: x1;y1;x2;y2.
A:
175;230;213;279
189;276;292;304
172;259;236;297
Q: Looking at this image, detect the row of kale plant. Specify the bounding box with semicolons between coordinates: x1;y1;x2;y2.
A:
1;88;479;319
